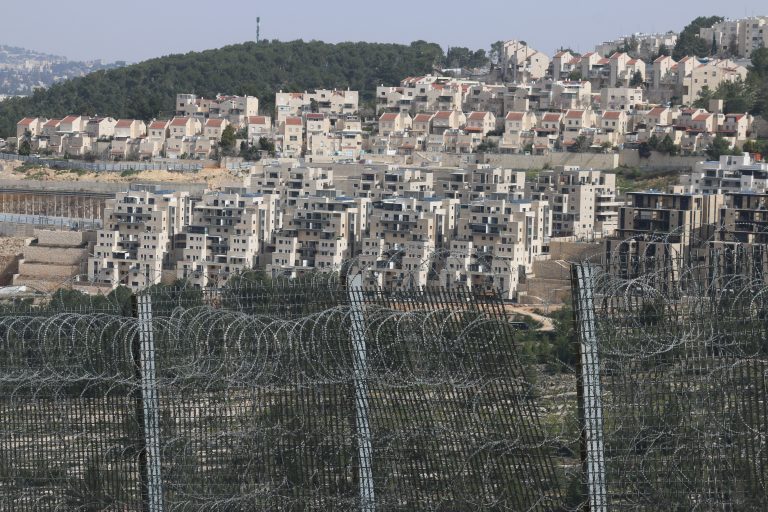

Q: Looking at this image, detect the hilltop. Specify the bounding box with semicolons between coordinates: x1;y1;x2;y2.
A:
0;39;446;137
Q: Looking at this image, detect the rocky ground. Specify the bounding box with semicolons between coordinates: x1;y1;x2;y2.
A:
0;161;245;190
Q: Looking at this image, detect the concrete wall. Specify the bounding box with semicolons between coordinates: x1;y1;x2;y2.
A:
0;223;37;237
23;246;87;265
16;261;81;279
33;229;86;247
432;152;621;170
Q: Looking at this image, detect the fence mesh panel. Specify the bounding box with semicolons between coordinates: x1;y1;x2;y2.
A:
0;280;560;511
1;250;767;510
571;248;768;511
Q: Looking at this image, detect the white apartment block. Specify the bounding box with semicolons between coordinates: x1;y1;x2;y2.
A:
446;198;551;299
175;191;278;287
594;32;678;61
275;89;358;124
88;188;192;290
701;17;768;58
526;167;620;239
268;196;370;276
680;154;768;195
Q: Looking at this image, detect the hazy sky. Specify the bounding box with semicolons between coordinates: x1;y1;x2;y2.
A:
3;0;767;63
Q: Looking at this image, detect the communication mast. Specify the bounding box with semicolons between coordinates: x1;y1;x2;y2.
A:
256;17;261;43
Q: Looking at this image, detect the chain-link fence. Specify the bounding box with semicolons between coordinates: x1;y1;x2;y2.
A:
0;251;766;510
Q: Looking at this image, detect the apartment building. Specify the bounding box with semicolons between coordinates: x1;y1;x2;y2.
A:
88;188;192;290
600;86;644;111
682;59;748;105
176;93;258;128
701;16;768;58
446;198;551;299
527;167;620;239
175;191;277;287
607;190;724;269
594;32;678;61
275;89;358;123
501;40;550;82
716;192;768;246
680;154;768;194
268;196;369;275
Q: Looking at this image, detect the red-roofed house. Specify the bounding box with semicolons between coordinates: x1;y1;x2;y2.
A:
599;111;628;142
41;119;61;138
563;110;596;135
411;113;434;136
378;112;412;136
204;118;229;141
552;51;580;80
59;115;85;134
504;111;537;133
247;116;272;141
432;110;465;134
16;117;45;140
464;112;496;136
720;113;752;141
169;117;202;138
644;106;673;128
279;117;303;157
609;54;646;86
147;120;170;141
86;117;118;139
501;111;536;152
114;119;147;139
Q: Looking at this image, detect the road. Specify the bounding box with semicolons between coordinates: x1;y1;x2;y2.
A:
503;305;560;332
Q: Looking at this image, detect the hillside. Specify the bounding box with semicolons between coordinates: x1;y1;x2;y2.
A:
0;44;122;98
0;39;445;137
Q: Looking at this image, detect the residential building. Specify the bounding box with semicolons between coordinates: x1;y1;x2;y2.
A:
88;188;192;290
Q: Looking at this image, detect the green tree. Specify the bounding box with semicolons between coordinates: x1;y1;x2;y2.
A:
629;70;644;87
489;41;504;67
696;78;755;113
258;136;276;156
570;135;592;153
705;134;733;160
672;16;724;60
657;135;680;155
17;138;31;156
219;124;237;156
747;48;768;115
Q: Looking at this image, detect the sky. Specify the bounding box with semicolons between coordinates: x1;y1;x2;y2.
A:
2;0;767;63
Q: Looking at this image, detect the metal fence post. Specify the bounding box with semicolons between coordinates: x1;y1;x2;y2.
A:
348;274;375;512
133;293;164;512
571;263;607;512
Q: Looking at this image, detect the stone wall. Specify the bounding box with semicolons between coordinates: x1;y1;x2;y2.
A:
23;246;88;266
619;149;704;170
16;261;81;280
33;229;86;247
